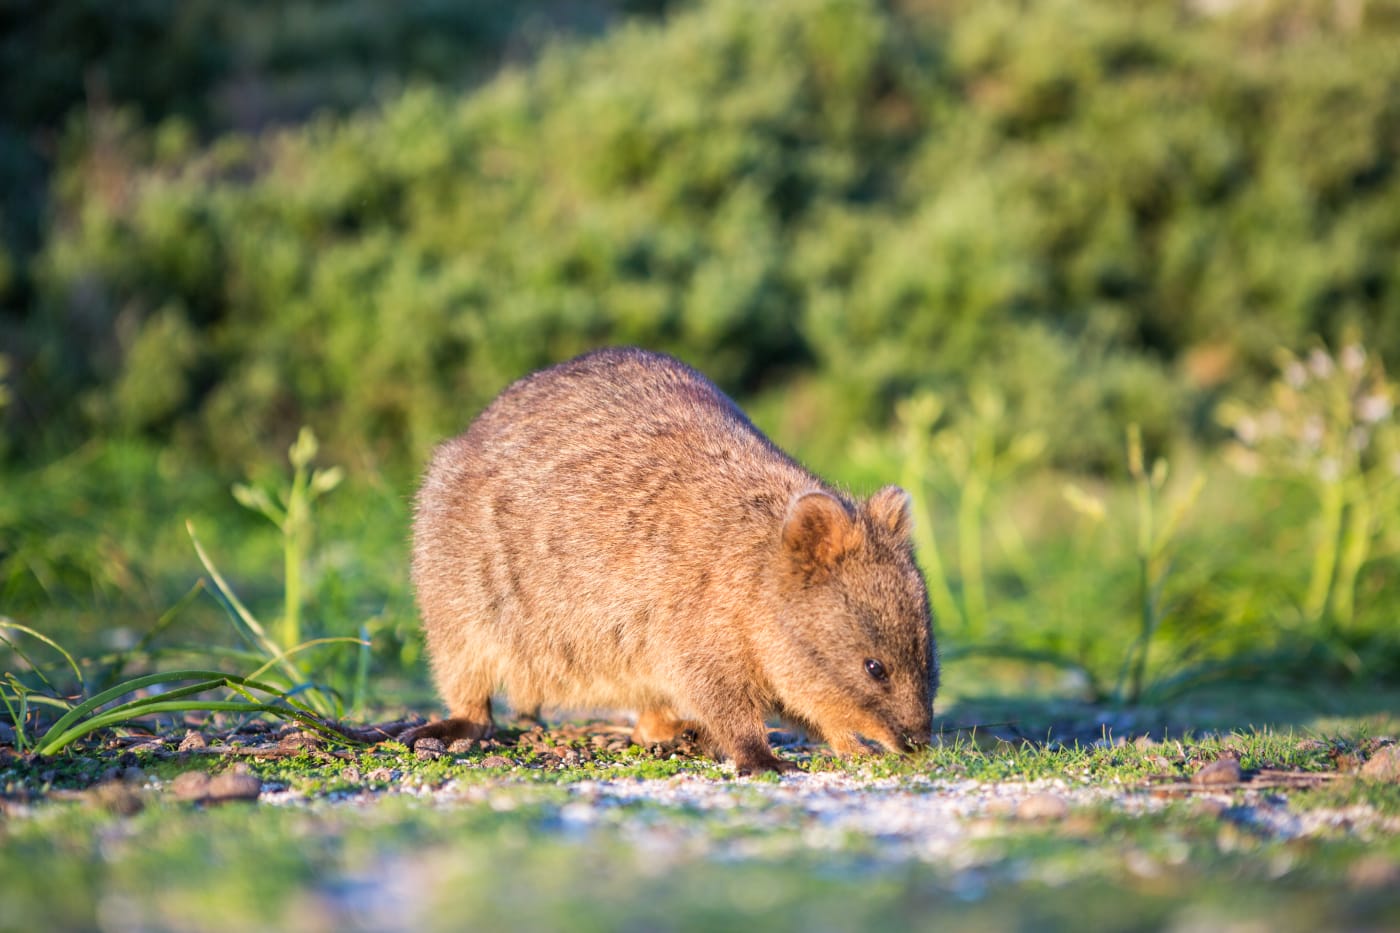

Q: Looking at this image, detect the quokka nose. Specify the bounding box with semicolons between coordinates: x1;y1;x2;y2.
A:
900;725;933;751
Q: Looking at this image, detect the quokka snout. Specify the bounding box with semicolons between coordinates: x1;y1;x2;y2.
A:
405;347;938;773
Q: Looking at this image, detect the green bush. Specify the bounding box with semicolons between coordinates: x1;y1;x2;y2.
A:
14;0;1400;474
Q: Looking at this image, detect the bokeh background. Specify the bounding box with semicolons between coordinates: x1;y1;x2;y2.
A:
3;0;1399;715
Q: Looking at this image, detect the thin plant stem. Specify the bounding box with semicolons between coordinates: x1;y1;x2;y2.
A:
1331;481;1371;625
283;465;307;650
1304;479;1344;621
958;475;988;639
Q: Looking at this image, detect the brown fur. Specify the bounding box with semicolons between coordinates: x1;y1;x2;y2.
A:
406;348;938;773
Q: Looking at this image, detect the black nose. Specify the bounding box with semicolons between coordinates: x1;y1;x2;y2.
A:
900;724;932;751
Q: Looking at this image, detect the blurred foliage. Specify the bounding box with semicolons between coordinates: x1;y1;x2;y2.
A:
3;0;1398;474
1220;340;1400;629
3;0;1400;696
0;0;670;341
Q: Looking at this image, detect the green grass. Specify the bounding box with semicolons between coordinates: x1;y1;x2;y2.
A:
3;721;1399;933
3;360;1400;932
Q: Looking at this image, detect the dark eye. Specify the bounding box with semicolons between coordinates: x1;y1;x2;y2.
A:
864;658;888;682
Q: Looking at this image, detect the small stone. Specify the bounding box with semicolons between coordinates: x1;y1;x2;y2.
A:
171;771;212;802
1194;797;1229;818
341;766;361;783
206;771;262;803
1017;793;1069;820
480;755;513;769
1348;855;1400;889
279;731;323;752
1191;757;1242;786
178;730;207;752
415;738;446;760
1360;745;1400;783
984;797;1016;817
120;767;145;785
448;739;475;754
366;768;396;783
91;781;144;816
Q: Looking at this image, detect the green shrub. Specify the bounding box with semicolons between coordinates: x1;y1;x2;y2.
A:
14;0;1400;474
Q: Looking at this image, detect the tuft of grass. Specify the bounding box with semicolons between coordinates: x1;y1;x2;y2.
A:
1220;339;1400;632
1;427;370;753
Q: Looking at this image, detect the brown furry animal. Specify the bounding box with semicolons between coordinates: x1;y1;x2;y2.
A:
405;347;937;773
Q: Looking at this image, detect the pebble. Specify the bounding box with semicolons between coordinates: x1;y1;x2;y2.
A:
480;755;514;769
1191;757;1243;786
1016;793;1069;821
279;731;324;752
1347;854;1400;889
1193;797;1230;818
448;739;475;754
1360;745;1400;783
171;771;211;802
984;797;1016;817
414;738;447;760
207;771;263;802
90;781;144;816
178;730;208;752
171;769;262;803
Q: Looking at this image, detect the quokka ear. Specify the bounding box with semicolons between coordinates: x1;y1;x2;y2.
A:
867;485;914;539
782;491;862;578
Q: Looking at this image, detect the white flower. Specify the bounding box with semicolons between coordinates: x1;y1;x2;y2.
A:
1308;348;1334;379
1234;415;1259;444
1284;361;1308;388
1300;416;1325;450
1225;446;1261;476
1357;394;1392;424
1340;344;1366;375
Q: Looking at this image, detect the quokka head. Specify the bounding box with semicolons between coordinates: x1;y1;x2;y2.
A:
770;485;938;753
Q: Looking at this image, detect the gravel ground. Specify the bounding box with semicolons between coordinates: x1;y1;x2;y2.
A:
258;765;1400;866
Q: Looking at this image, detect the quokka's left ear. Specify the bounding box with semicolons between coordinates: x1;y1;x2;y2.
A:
866;485;913;539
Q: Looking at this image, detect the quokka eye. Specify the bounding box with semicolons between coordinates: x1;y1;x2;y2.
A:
864;658;888;682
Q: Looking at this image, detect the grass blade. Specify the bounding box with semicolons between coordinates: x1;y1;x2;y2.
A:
186;521;309;688
0;618;85;695
36;700;343;755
